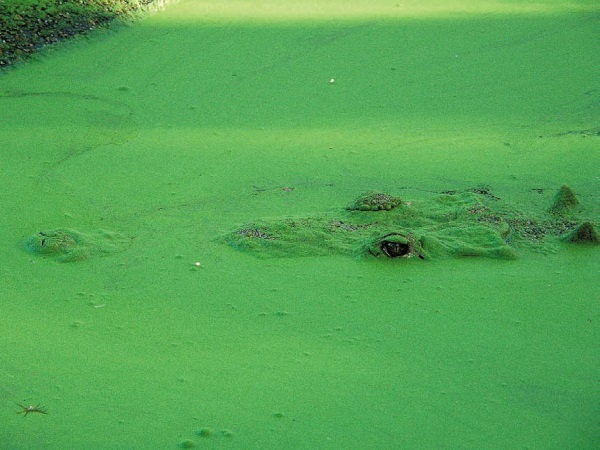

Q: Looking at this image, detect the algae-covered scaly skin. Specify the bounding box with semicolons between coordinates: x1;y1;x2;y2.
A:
224;185;597;261
346;191;402;211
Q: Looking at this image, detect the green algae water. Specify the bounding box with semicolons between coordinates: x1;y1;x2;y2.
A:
1;1;599;448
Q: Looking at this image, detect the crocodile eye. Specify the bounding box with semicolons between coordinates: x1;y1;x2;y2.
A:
381;240;410;258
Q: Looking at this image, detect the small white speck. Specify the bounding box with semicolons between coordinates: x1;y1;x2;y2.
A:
195;262;201;266
329;78;335;84
94;304;106;308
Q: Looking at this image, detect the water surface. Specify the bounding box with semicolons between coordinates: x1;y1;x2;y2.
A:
1;1;598;448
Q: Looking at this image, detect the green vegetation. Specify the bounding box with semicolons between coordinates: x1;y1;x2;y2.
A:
0;0;157;68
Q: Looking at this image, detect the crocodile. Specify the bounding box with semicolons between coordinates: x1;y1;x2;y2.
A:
224;185;597;260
